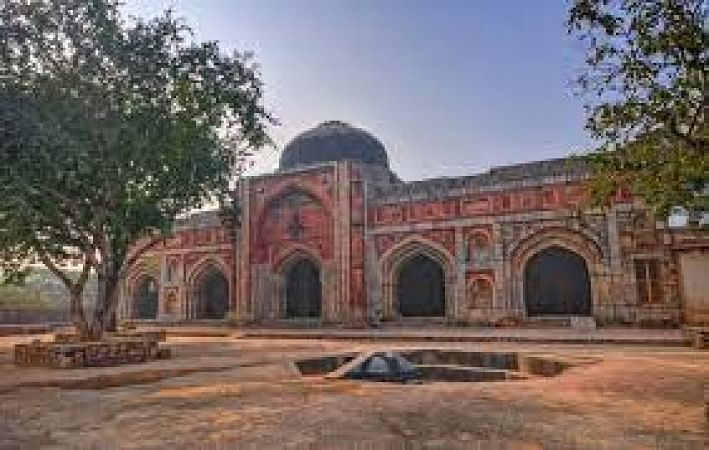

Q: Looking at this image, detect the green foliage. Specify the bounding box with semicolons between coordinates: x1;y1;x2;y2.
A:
0;0;273;333
568;0;707;217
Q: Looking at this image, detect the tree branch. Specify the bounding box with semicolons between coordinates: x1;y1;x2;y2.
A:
74;256;92;291
669;119;702;151
117;233;165;281
37;253;74;290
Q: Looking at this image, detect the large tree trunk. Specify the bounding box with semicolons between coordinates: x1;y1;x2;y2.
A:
69;288;98;341
91;272;120;338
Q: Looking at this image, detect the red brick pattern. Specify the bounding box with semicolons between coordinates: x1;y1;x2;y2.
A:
370;184;599;226
251;190;334;266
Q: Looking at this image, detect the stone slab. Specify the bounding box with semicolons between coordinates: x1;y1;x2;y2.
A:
240;327;685;346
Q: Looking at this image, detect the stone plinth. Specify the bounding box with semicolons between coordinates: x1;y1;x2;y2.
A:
14;334;170;369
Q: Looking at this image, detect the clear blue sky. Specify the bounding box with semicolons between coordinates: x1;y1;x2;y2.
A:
123;0;591;181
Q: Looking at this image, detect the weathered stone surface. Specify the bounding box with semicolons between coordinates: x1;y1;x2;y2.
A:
114;122;708;328
13;335;168;369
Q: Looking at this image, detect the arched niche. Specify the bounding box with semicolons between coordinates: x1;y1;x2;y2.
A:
186;257;231;320
510;227;605;318
524;246;591;316
380;236;457;321
164;291;179;315
467;231;493;267
396;254;446;317
274;247;323;320
133;275;159;320
467;276;494;309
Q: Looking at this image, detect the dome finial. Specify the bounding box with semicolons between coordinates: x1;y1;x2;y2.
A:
320;120;349;127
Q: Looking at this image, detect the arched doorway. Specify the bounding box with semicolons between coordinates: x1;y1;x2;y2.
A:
195;269;229;319
397;254;445;317
524;246;592;316
134;276;158;319
285;259;321;318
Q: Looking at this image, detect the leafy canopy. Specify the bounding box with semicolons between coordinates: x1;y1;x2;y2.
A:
0;0;273;329
568;0;707;218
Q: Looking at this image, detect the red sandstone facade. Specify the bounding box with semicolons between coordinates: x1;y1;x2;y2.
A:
118;122;709;327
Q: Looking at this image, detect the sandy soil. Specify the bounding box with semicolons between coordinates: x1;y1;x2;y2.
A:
0;337;706;449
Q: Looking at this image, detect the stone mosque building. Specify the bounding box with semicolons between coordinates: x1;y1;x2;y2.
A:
117;121;708;327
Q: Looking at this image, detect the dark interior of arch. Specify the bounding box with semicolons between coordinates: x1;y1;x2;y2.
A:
286;259;321;318
134;276;158;319
397;254;445;317
197;270;229;319
524;246;592;316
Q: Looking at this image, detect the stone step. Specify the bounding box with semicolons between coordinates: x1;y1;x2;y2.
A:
525;315;596;329
416;364;526;382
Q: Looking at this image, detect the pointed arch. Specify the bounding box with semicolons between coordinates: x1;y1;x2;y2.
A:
255;185;332;231
252;186;335;265
380;235;458;320
524;246;592;316
509;227;605;318
125;262;160;320
186;256;231;320
132;274;159;320
273;243;323;273
273;246;323;319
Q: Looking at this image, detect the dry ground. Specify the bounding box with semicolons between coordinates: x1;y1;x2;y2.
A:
0;335;706;449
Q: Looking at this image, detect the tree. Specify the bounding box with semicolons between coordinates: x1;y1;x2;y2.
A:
567;0;707;218
0;0;273;339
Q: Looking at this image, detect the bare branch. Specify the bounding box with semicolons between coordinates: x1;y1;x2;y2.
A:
117;233;166;281
37;253;74;290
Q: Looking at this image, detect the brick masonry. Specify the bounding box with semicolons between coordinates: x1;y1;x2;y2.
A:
117;157;709;327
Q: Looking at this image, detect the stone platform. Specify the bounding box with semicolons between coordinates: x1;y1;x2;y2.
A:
13;331;169;369
237;326;686;346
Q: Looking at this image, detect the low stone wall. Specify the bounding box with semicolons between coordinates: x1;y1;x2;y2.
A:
53;330;167;344
14;333;170;369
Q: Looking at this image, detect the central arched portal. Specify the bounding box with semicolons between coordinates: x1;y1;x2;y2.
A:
285;259;322;318
524;246;592;316
397;254;445;317
195;270;229;319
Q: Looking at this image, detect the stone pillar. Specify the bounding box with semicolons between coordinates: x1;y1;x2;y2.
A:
492;221;508;318
331;162;352;323
237;178;252;322
604;206;622;323
340;162;352;321
454;227;466;322
364;233;381;324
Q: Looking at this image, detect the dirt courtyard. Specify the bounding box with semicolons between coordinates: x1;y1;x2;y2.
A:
0;335;706;449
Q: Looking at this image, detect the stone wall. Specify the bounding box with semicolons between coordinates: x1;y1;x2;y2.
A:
117;211;234;322
671;230;709;325
363;158;681;327
115;157;701;328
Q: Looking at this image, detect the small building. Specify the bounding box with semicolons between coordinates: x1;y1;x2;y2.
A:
117;121;708;327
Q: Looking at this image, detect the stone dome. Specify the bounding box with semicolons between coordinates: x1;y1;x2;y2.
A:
279;121;389;170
